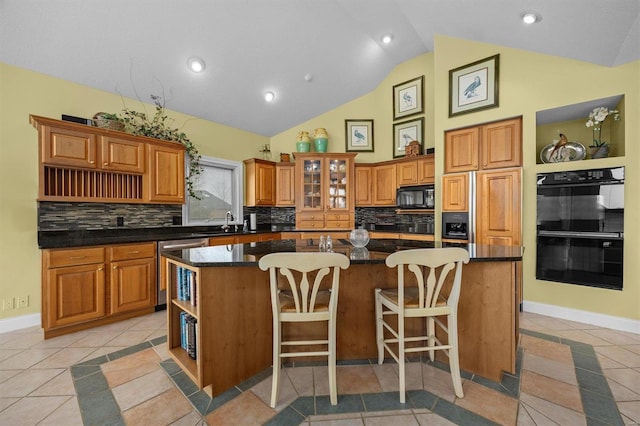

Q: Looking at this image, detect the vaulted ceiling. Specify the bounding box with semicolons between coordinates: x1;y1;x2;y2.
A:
1;0;638;136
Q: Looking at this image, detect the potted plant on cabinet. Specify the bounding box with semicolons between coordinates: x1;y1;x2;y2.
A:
586;106;621;159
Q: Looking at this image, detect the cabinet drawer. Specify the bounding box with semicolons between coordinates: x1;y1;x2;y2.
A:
47;247;105;268
325;220;350;229
110;242;156;261
297;213;323;221
298;220;325;229
324;213;350;221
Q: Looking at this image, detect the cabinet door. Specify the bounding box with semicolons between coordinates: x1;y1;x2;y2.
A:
275;163;295;206
297;158;323;212
46;264;106;328
417;156;435;184
147;143;185;203
445;127;479;173
255;162;276;205
42;126;97;168
373;164;397;206
355;165;373;206
476;169;521;246
327;158;349;212
110;257;156;313
442;173;468;211
481;118;522;169
396;161;418;187
100;136;145;173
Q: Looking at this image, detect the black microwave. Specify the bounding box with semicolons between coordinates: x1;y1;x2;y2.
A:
396;185;435;209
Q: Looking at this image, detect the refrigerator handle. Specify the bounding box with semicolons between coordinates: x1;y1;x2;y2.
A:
469;171;476;243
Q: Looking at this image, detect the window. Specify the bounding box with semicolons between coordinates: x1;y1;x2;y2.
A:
182;156;244;226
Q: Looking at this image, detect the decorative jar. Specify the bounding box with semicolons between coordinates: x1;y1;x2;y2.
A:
349;228;370;248
296;131;311;152
313;128;328;153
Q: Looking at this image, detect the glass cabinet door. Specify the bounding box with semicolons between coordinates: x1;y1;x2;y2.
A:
302;159;322;209
327;158;348;210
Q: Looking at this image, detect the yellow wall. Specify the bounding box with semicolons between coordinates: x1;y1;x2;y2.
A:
0;62;268;321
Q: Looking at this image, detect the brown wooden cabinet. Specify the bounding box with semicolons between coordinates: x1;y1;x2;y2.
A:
275;162;295;206
476;168;521;246
417;156;435;184
108;242;156;314
355;164;373;206
43;247;106;330
445;117;522;173
244;159;276;206
42;242;157;338
396;155;435;186
373;163;397;206
442;173;468;211
31;115;185;204
294;153;356;229
147;142;185;203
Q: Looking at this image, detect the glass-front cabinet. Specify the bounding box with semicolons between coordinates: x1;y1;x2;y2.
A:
295;153;356;230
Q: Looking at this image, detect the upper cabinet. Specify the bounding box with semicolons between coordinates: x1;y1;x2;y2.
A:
295;153;356;230
275;162;295;207
354;164;373;206
445;117;522;173
31;115;185;204
397;155;435;186
244;158;276;206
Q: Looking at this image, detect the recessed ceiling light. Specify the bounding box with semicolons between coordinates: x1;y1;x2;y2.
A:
264;91;275;102
381;34;393;44
521;12;540;24
187;56;206;73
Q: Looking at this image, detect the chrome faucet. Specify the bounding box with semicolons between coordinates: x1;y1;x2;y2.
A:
222;211;234;232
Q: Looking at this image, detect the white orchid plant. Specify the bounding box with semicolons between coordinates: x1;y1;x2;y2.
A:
585;107;621;147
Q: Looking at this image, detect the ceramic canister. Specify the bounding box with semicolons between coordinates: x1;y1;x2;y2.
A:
313;128;328;152
296;131;311;152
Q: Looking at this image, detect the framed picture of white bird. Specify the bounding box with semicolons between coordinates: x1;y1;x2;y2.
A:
393;76;424;120
393;117;423;158
449;54;499;117
345;119;374;152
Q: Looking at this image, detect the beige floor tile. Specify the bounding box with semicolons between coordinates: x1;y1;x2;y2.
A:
147;328;168;342
101;347;162;387
455;381;518;426
336;365;383;395
520;334;573;364
364;414;418;425
0;370;20;384
597;352;628;369
133;313;167;330
309;412;365;421
421;364;458;402
522;352;578;386
152;341;170;361
604;368;640;395
31;369;76;396
618;401;640;424
0;368;64;397
0;397;19;412
585;329;640;346
112;368;175;411
68;331;123;348
31;331;89;349
169;410;206;426
0;348;22;363
624;345;640;355
284;365;315;396
607;376;640;402
415;412;457;426
312;418;365;426
122;387;193;425
520;370;583;413
515;403;538;426
555;329;616;347
39;395;83;425
0;332;44;350
364;409;414;417
251;369;299;411
372;363;400;392
594;346;640;368
0;348;59;370
520;392;586;426
32;347;97;369
0;395;69;426
106;330;155;347
205;390;275;426
83;346;128;361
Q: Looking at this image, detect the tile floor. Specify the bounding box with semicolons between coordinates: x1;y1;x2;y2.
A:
0;310;639;425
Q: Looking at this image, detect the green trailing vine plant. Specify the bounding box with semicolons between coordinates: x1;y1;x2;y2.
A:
114;95;202;199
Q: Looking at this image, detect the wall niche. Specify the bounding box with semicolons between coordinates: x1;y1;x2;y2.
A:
536;95;625;164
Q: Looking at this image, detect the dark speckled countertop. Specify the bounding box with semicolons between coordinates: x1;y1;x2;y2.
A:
162;238;523;267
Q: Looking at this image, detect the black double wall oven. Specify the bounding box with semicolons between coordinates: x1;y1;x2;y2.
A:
536;166;624;290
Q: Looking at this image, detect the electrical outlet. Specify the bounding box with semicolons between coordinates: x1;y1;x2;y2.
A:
18;296;29;309
2;298;15;311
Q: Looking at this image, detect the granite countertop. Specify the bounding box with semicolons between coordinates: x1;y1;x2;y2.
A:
37;225;435;249
162;238;523;267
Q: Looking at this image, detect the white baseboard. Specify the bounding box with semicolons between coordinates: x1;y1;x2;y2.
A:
523;301;640;335
0;313;41;334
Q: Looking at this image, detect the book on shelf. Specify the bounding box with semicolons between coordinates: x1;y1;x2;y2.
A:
175;266;197;305
179;311;197;360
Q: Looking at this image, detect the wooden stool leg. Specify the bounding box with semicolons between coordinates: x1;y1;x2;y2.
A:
427;317;435;362
447;314;464;398
328;316;337;405
375;289;384;364
270;321;281;408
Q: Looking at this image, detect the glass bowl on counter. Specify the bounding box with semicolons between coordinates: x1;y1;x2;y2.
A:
349;228;370;248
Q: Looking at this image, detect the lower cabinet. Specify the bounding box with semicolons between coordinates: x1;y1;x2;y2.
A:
42;242;156;338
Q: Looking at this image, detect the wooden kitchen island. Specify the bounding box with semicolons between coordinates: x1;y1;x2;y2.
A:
162;238;523;397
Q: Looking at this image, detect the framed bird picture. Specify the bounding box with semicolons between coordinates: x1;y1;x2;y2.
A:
393;76;424;120
393;117;423;158
345;119;374;152
449;54;499;117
